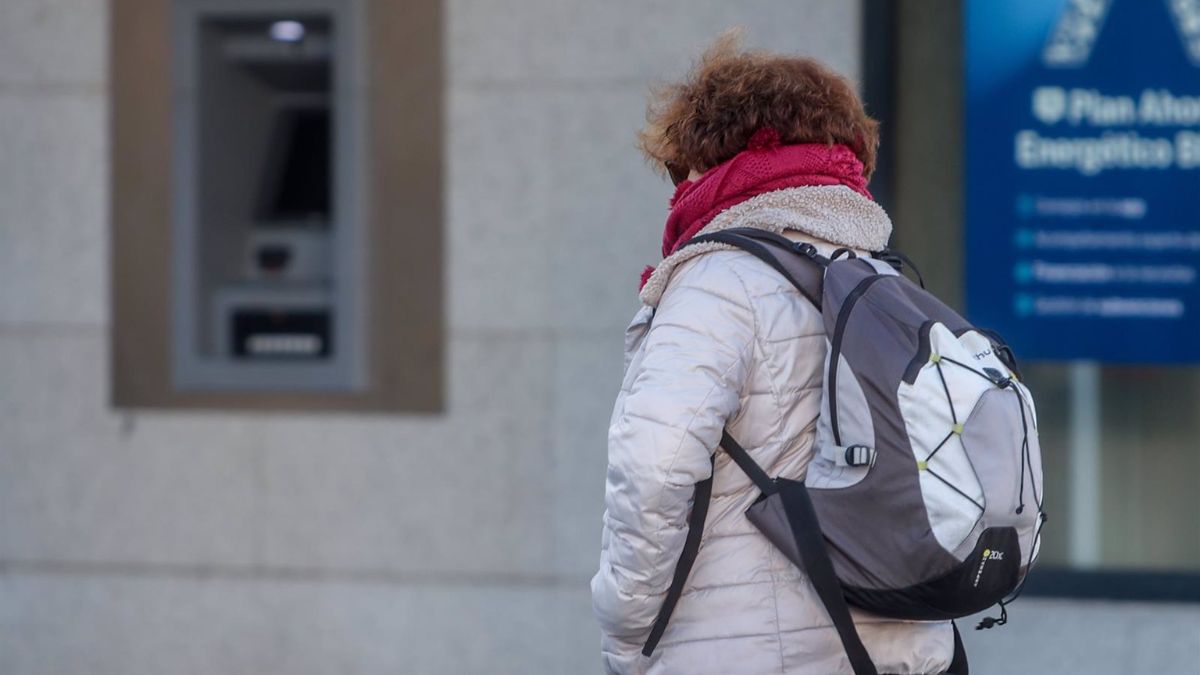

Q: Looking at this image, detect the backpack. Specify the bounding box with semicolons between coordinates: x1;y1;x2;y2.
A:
642;228;1047;675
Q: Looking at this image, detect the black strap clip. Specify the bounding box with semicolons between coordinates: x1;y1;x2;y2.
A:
844;445;875;467
792;241;819;258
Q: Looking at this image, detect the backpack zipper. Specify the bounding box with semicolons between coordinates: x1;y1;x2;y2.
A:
829;273;887;446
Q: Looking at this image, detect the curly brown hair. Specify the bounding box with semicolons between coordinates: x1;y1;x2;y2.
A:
638;31;879;179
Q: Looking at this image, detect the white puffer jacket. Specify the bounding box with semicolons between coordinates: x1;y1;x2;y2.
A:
592;186;954;675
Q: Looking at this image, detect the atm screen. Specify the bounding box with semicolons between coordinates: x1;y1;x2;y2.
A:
257;106;331;222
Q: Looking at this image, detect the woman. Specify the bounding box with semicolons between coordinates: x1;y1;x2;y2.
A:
591;35;954;674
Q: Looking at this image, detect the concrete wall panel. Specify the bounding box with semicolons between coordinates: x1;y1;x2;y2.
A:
256;337;556;574
446;87;555;333
449;0;861;85
0;572;595;675
0;332;260;566
0;0;107;87
0;92;107;325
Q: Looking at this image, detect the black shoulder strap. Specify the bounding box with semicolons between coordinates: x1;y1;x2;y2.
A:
718;429;775;493
642;430;771;657
685;228;827;310
642;455;715;656
717;430;878;675
948;621;970;674
778;468;878;675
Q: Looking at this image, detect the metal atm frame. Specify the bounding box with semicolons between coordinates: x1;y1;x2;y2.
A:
169;0;367;392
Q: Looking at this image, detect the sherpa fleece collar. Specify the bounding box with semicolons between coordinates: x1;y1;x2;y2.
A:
638;184;893;307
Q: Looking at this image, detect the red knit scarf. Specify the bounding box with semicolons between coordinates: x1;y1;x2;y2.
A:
641;130;871;289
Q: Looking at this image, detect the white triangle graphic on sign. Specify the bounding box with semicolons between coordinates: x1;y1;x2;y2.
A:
1167;0;1200;65
1044;0;1200;67
1043;0;1115;67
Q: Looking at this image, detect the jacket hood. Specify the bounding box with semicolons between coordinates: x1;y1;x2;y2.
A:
639;184;894;307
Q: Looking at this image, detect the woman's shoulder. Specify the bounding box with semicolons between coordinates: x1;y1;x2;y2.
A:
682;242;820;290
663;245;815;312
665;248;758;300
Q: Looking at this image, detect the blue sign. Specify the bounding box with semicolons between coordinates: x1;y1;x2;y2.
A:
965;0;1200;362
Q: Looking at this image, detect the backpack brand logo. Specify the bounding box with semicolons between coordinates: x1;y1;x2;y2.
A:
973;548;1004;587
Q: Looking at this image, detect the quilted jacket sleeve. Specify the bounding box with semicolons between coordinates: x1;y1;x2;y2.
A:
591;256;757;651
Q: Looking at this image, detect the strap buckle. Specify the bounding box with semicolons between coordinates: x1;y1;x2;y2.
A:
982;366;1012;389
821;444;876;468
844;444;875;467
792;242;819;257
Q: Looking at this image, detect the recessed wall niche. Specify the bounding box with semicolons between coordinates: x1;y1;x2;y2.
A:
112;0;443;411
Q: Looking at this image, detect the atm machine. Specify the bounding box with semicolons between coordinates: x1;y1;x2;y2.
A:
171;1;364;392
